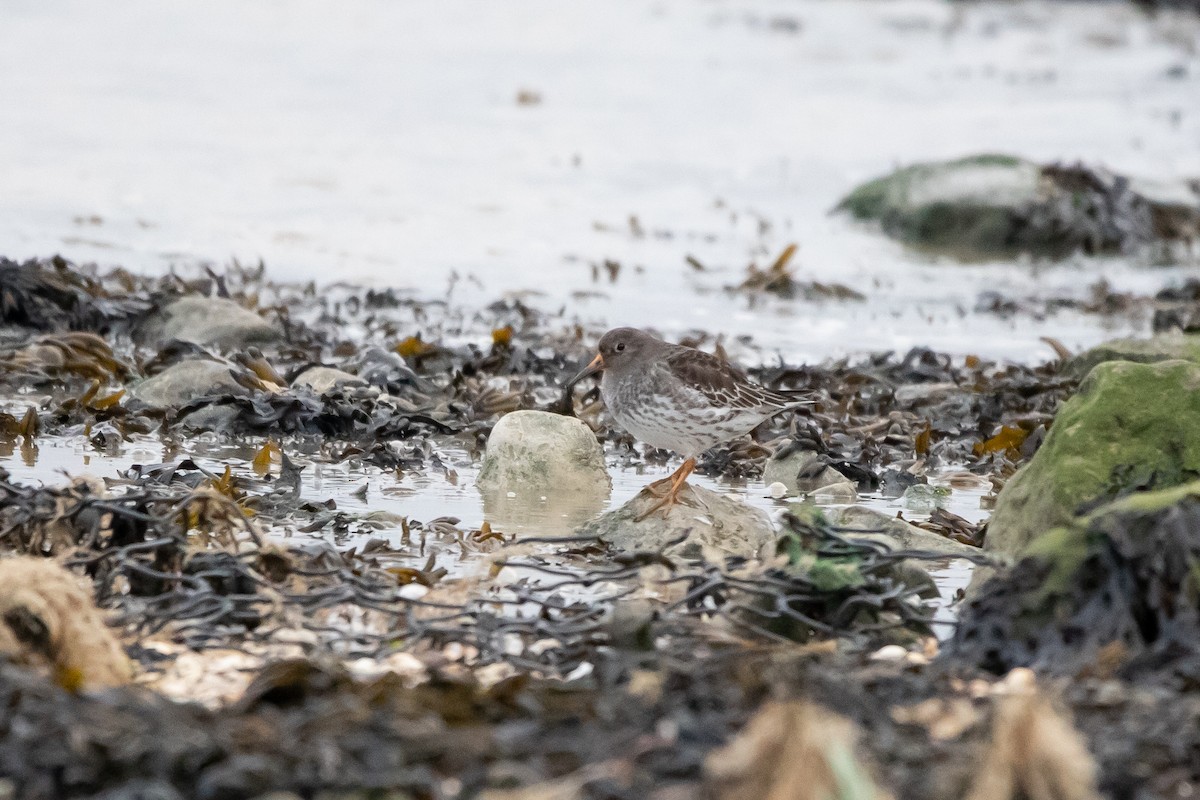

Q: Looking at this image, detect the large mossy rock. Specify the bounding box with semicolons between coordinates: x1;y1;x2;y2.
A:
835;153;1200;261
986;359;1200;557
1065;333;1200;377
950;482;1200;675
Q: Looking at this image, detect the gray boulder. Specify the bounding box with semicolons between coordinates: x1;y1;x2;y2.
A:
478;410;609;493
140;296;281;350
477;411;611;532
578;483;774;561
130;360;247;409
836;153;1200;261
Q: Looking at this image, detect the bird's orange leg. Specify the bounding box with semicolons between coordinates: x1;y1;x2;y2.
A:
636;457;696;521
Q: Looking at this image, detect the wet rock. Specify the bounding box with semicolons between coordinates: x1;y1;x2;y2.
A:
478;410;609;491
604;598;658;650
763;448;857;500
0;557;133;689
836;153;1200;260
129;359;248;409
177;404;242;432
808;482;858;504
901;484;950;513
578;483;774;561
825;505;980;558
952;481;1200;676
1065;332;1200;376
986;359;1200;557
478;411;611;531
292;366;365;394
139;296;281;349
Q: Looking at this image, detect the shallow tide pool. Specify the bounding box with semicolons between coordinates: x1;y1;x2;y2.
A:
1;431;982;635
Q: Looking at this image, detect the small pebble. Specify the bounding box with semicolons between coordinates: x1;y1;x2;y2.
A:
869;644;909;662
768;481;789;499
398;584;428;600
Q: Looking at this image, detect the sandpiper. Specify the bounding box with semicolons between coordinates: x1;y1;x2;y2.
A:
571;327;810;518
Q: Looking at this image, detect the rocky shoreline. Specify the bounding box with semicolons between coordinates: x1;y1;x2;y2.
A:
1;256;1200;798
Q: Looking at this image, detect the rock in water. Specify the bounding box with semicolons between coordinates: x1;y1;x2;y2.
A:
762;448;857;501
835;153;1200;261
986;359;1200;557
129;359;248;409
477;411;611;531
578;483;774;561
0;557;133;689
139;296;281;349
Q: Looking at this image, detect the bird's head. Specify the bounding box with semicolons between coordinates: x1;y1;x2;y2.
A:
569;327;661;384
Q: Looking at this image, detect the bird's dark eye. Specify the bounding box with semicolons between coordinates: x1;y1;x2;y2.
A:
615;342;626;352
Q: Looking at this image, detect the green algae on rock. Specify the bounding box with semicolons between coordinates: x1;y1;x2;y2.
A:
1064;333;1200;377
835;154;1200;261
985;359;1200;558
951;481;1200;676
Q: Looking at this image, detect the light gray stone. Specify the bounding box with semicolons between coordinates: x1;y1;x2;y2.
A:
177;404;241;432
478;410;609;493
140;296;281;349
292;366;365;394
762;448;856;500
130;360;247;409
809;482;859;504
579;483;774;561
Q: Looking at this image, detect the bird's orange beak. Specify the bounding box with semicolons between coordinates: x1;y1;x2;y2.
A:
568;352;605;386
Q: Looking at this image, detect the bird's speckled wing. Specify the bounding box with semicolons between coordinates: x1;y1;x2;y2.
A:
664;346;809;412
